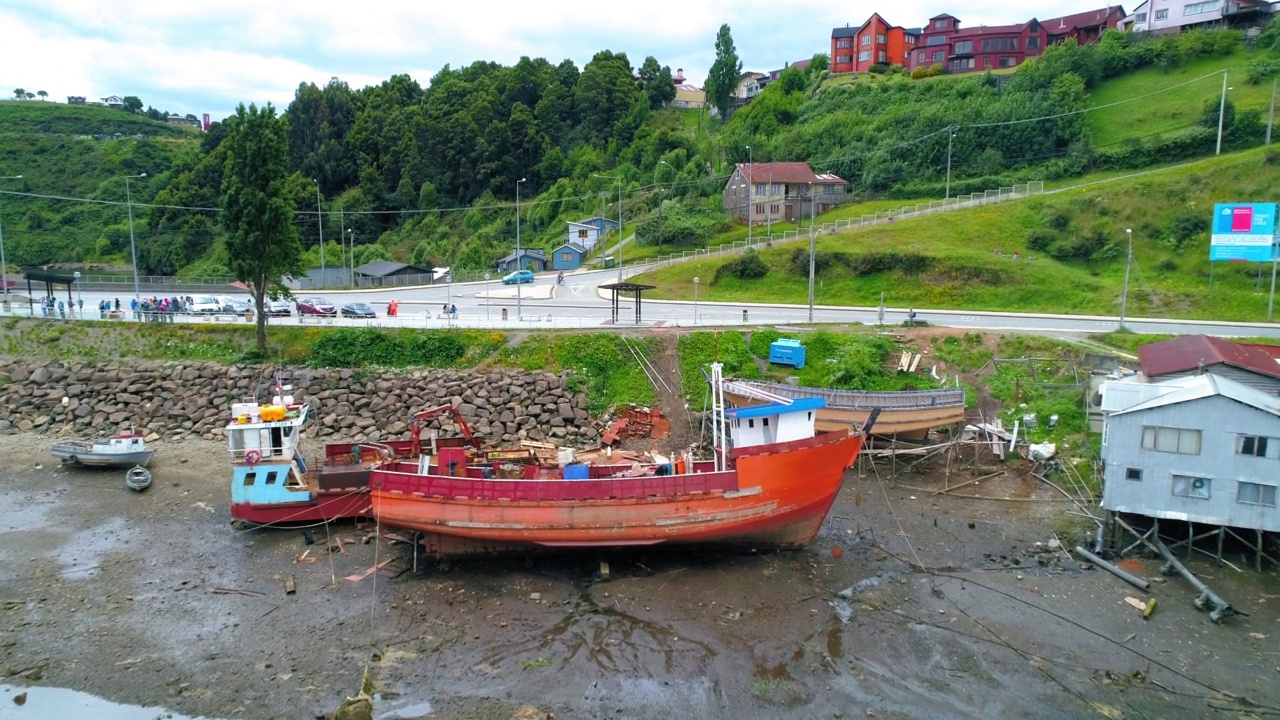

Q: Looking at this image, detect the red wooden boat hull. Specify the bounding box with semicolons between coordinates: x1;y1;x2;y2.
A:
230;489;372;525
370;429;864;558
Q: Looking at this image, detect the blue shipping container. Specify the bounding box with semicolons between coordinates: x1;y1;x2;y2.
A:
769;339;806;369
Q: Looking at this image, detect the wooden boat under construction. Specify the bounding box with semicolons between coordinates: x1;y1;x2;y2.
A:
369;365;872;558
723;378;966;440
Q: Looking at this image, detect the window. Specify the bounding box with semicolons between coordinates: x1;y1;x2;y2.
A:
836;55;851;64
1026;37;1041;50
926;35;946;46
1135;12;1148;22
1238;481;1278;506
877;34;887;43
861;35;871;46
1184;1;1220;16
1172;474;1212;500
998;56;1018;68
1126;468;1142;481
577;229;588;239
753;183;765;196
770;183;780;195
836;39;852;48
878;50;887;63
932;50;946;63
770;204;779;215
1238;434;1276;457
1155;8;1169;19
906;36;915;45
950;58;975;71
560;252;574;262
917;52;926;63
984;57;993;69
954;40;973;54
244;471;257;487
858;50;871;62
981;37;1019;52
266;471;278;485
935;18;949;29
1141;426;1201;455
755;204;764;214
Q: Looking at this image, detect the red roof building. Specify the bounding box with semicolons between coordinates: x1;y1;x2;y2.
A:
1043;6;1127;45
831;13;919;74
1139;335;1280;394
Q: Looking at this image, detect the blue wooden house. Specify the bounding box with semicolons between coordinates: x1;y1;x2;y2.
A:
496;248;547;274
552;242;588;271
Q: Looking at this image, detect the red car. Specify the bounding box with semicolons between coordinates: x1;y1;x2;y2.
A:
296;297;336;316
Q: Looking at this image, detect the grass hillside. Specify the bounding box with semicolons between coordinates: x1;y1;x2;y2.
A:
633;147;1280;322
0;101;192;138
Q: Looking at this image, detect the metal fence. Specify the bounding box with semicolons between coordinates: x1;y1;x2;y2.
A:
642;181;1046;270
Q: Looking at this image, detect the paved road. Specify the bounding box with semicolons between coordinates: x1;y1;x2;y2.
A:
15;266;1280;339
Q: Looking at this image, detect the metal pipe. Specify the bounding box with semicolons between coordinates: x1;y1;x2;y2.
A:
1151;536;1236;622
1075;546;1150;591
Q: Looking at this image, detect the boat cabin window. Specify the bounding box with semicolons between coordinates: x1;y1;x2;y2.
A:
763;418;770;426
270;427;283;456
244;472;257;486
265;471;278;485
748;419;755;428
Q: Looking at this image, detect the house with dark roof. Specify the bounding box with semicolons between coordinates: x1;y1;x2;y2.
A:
552;242;589;271
831;13;920;74
722;163;846;225
1044;6;1127;44
566;221;601;252
497;248;547;274
1139;334;1280;394
352;260;434;288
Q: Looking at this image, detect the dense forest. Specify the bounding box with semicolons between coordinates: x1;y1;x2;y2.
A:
0;24;1272;276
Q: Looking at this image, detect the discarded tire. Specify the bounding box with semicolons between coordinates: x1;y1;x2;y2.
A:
125;466;153;492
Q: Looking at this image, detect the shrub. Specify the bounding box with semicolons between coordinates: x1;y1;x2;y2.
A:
910;67;931;80
310;329;466;368
1026;228;1056;252
716;248;768;282
1170;210;1208;249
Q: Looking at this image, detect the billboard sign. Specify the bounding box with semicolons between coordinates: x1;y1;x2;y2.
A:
1210;202;1278;261
202;113;210;132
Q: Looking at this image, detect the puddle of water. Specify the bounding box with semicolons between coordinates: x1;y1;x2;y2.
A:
55;516;137;578
0;684;228;720
376;698;434;719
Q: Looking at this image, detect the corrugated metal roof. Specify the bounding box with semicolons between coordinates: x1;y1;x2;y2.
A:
1112;373;1280;417
953;23;1028;37
1139;335;1280;380
1043;5;1124;32
737;162;845;185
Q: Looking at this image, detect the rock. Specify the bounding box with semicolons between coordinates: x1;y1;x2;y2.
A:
332;696;373;720
144;432;160;443
29;367;50;385
12;691;25;706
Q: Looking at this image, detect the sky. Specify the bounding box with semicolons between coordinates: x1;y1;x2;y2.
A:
2;0;1109;121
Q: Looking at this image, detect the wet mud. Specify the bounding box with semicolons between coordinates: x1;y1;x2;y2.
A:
2;435;1278;720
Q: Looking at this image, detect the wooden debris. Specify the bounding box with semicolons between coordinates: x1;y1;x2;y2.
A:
344;559;393;583
1124;596;1146;611
293;549;316;564
211;587;266;597
284;576;296;595
599;560;611;579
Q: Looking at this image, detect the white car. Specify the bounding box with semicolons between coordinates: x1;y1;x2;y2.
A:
265;298;292;316
189;296;221;313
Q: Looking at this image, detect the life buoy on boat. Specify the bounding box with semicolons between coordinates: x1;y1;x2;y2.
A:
244;450;262;466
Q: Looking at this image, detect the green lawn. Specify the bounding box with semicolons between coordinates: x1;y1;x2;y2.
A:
632;147;1280;322
1085;50;1273;147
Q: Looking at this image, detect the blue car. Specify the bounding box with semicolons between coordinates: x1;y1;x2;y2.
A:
502;270;535;285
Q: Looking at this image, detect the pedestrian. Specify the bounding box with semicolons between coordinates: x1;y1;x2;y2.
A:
908;309;917;328
114;297;121;312
76;298;83;317
388;299;398;317
449;303;457;317
130;298;138;319
57;300;66;319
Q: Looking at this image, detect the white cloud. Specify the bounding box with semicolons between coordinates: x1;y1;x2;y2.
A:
2;0;1100;117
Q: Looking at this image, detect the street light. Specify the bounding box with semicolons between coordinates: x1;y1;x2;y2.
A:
73;271;82;317
807;182;816;323
745;145;753;247
693;276;700;325
314;180;326;289
945;125;957;203
0;174;20;304
1216;72;1233;156
516;177;526;319
593;173;624;281
657;160;673;253
346;228;355;286
1120;228;1133;330
484;273;491;321
123;172;146;313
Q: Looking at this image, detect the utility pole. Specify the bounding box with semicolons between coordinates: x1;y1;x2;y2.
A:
124;172;146;312
657;160;672;252
0;174;21;304
766;163;773;239
1268;77;1277;146
1269;240;1279;322
1120;228;1133;329
945;126;956;203
314;180;325;289
1216;72;1230;156
807;182;816;323
516;177;526;319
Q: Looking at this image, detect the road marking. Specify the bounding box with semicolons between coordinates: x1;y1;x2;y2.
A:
571;285;583;296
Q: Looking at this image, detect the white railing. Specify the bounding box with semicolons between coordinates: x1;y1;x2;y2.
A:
640;181;1045;271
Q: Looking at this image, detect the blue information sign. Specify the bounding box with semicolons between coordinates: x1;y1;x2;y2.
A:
1210;203;1278;261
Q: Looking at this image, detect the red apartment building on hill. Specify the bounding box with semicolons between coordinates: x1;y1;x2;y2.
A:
833;6;1125;76
831;13;919;74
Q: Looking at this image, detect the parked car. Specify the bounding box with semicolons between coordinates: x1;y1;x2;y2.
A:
218;296;252;314
502;270;535;285
297;297;336;316
189;295;221;313
340;302;377;319
265;298;292;317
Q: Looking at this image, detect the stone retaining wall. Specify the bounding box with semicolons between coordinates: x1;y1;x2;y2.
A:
0;359;601;447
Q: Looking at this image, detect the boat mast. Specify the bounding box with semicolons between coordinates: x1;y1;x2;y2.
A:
710;362;726;471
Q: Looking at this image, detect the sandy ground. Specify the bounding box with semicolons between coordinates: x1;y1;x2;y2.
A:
1;434;1279;720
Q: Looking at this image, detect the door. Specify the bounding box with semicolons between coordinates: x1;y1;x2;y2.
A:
785;203;794;222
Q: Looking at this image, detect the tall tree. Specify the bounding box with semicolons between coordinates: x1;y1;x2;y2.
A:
123;96;143;113
36;90;47;101
220;103;301;353
639;56;676;110
11;88;23;100
705;24;742;119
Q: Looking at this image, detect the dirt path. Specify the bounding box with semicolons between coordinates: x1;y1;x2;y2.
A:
2;434;1277;720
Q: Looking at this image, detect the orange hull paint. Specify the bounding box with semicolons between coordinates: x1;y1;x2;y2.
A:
371;430;864;558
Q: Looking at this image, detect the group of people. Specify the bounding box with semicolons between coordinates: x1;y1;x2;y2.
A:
38;295;81;319
135;296;189;322
440;302;458;317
